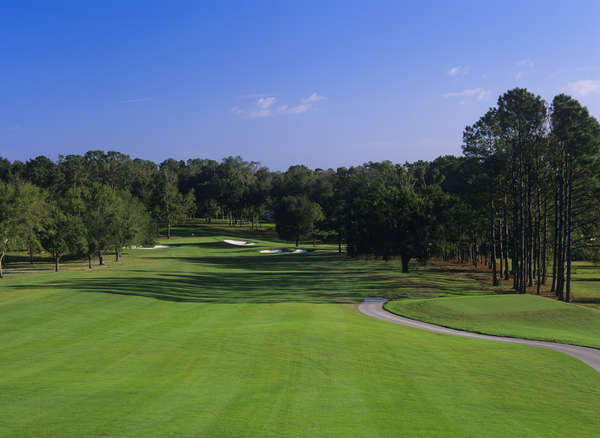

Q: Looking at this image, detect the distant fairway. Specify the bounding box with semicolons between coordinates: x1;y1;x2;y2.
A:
572;262;600;307
1;224;599;437
385;294;600;349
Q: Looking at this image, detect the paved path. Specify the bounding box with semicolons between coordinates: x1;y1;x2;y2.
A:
359;298;600;373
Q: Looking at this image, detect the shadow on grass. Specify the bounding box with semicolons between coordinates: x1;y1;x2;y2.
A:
7;255;493;304
164;222;277;240
9;270;375;303
150;254;352;272
574;298;600;304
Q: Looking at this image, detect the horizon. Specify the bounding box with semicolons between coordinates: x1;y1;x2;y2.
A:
2;1;599;170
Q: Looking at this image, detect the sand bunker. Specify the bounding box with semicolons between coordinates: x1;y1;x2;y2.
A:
260;249;340;255
259;249;307;254
139;245;177;249
224;240;257;246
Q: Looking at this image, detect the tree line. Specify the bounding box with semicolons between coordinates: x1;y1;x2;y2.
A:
1;88;598;299
461;89;600;300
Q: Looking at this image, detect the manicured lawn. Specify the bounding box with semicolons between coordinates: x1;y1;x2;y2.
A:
572;261;600;304
1;224;599;437
385;294;600;349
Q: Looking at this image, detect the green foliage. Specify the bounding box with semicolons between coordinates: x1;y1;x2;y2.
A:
0;182;18;277
152;168;191;237
339;162;446;271
80;184;120;259
12;183;48;258
0;182;48;275
274;195;323;245
39;201;87;270
109;190;156;252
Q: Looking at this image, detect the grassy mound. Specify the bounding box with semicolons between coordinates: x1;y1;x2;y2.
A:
385;294;600;349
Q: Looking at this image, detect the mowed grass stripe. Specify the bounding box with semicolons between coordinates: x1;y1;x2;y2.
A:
2;298;600;436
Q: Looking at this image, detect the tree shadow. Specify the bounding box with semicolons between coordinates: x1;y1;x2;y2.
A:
150;253;368;271
164;223;278;240
574;297;600;304
7;253;489;304
9;270;378;303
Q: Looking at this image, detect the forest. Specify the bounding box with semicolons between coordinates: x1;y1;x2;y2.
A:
1;88;599;300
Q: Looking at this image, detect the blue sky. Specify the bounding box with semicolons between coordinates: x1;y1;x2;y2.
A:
2;1;599;170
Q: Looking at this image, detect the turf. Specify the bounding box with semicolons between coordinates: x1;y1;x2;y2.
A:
572;261;600;305
1;224;600;437
385;294;600;348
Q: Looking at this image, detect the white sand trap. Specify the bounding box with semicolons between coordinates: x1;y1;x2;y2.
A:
139;245;177;249
224;239;257;246
259;248;307;255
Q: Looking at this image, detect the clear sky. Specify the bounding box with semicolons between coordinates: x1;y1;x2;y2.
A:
2;1;599;170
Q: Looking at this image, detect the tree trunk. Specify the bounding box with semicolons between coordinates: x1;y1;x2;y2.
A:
168;222;171;239
115;249;120;262
498;227;503;283
512;170;519;290
88;255;92;269
401;255;410;273
519;157;526;293
551;176;559;293
29;246;34;264
566;234;572;303
556;149;566;300
527;172;533;288
565;156;573;302
55;255;59;272
542;196;548;284
99;251;104;266
535;188;542;295
0;252;4;279
490;196;498;286
503;195;510;280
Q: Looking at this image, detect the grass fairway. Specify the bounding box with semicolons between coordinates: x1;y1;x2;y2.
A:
385;294;600;349
572;261;600;306
1;224;600;437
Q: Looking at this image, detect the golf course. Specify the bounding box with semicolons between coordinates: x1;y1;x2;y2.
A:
3;3;600;436
1;223;599;437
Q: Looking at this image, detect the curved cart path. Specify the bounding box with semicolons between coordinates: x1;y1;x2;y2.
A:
359;298;600;373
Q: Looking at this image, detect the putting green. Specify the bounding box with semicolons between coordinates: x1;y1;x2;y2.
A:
1;225;599;437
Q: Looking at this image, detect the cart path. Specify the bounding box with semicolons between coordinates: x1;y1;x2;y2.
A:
359;298;600;373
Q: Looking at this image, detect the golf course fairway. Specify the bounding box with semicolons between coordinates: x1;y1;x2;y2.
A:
1;226;599;437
